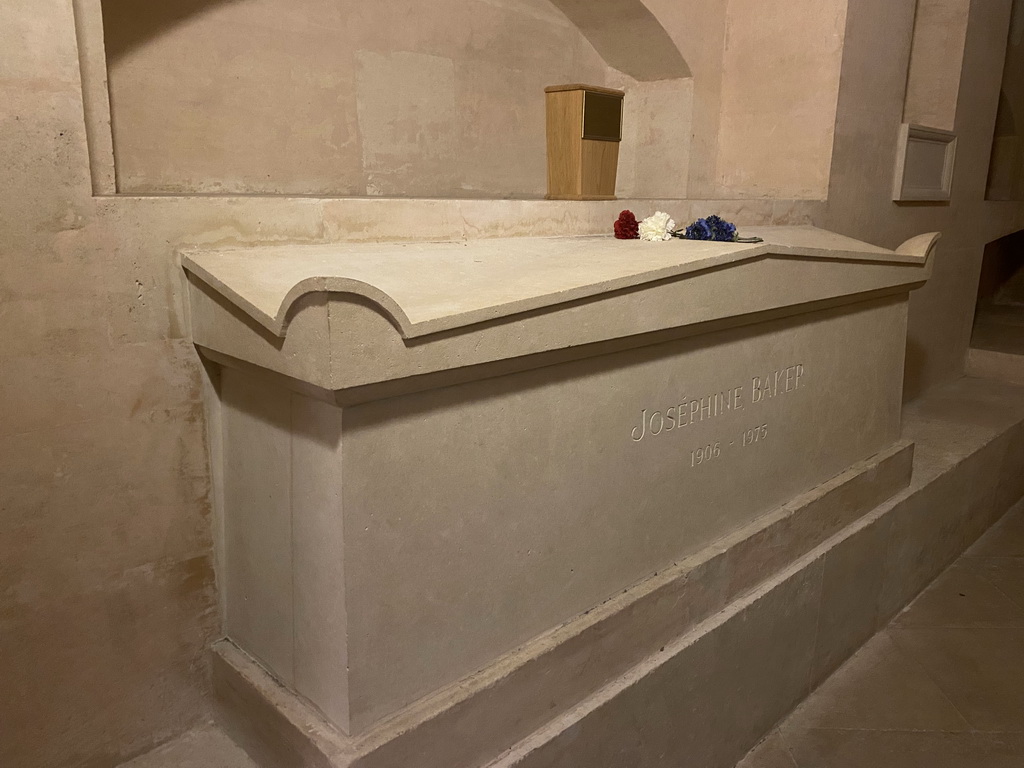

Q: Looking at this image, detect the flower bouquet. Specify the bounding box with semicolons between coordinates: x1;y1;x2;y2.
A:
614;210;763;244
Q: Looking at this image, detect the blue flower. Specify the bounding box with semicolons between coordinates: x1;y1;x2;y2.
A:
704;215;737;242
676;215;743;242
684;218;713;240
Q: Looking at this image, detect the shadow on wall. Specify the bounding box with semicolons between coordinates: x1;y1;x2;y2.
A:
988;91;1023;200
970;229;1024;356
102;0;690;80
903;338;928;402
986;0;1024;200
101;0;245;63
976;230;1024;310
547;0;689;80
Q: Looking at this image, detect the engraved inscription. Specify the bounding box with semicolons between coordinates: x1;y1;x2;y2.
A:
630;386;744;442
631;363;804;442
690;423;770;469
742;423;768;446
752;364;804;402
690;442;721;467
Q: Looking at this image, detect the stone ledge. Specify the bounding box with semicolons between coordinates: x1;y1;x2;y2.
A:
966;348;1024;387
185;229;937;396
181;228;933;339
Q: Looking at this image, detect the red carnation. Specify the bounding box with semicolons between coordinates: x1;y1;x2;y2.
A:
614;210;639;239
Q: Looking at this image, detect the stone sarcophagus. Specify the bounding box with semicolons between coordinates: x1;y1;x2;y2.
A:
183;226;936;767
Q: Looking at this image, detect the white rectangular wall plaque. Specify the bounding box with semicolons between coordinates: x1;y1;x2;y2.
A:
893;123;957;201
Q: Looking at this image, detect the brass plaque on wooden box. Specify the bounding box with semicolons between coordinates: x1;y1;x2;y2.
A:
582;91;622;142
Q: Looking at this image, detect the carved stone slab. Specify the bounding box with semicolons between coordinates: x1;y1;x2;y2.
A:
185;227;937;738
183;227;936;400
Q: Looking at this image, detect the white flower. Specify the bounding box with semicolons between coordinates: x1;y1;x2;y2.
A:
638;211;675;241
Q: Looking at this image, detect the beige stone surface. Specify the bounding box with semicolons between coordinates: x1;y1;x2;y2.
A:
184;230;936;402
825;0;1024;399
220;370;295;686
116;724;258;768
985;0;1024;200
499;377;1024;768
95;0;869;202
903;0;971;131
214;441;910;768
967;347;1024;386
341;305;904;729
891;562;1024;628
210;376;1024;768
783;728;1024;768
102;0;611;197
2;1;1024;767
792;631;971;732
72;0;116;194
646;0;730;197
736;732;799;768
611;74;693;199
715;0;847;199
745;497;1024;767
546;0;691;81
0;5;219;768
809;512;892;684
499;562;825;768
192;224;929;734
182;226;926;338
213;293;911;732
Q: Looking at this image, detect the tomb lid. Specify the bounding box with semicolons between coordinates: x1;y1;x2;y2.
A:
181;226;937;341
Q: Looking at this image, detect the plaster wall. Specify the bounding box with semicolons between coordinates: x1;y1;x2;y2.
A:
987;0;1024;199
102;0;616;198
0;4;218;766
903;0;971;131
822;0;1024;399
101;0;703;200
641;0;731;197
1;0;1023;766
715;0;848;199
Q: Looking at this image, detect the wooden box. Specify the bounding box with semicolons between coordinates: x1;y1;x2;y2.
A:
545;84;624;200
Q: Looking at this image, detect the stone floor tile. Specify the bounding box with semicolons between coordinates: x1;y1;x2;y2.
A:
892;563;1024;628
889;627;1024;732
785;632;969;732
780;727;1024;768
966;557;1024;609
734;731;798;768
116;724;258;768
736;475;1024;768
966;504;1024;558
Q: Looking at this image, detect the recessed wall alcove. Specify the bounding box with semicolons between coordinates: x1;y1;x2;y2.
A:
971;228;1024;357
98;0;693;199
